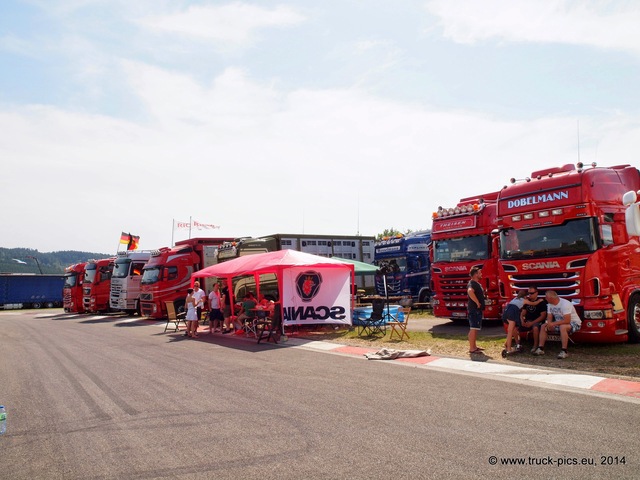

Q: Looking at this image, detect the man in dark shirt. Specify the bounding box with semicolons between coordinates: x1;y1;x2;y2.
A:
467;266;485;354
519;286;547;353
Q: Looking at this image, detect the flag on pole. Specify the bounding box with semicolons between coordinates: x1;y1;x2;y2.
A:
127;235;140;251
120;232;131;244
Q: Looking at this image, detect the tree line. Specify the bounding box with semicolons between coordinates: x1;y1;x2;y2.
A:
0;247;111;274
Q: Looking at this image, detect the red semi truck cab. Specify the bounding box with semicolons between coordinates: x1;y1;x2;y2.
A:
497;163;640;343
63;263;86;313
139;237;233;319
430;192;501;320
82;258;115;313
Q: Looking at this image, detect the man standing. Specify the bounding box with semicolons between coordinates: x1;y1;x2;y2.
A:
466;266;485;354
533;290;582;359
208;283;223;334
192;281;207;326
520;286;547;353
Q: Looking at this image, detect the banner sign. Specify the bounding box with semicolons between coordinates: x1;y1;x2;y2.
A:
432;216;477;233
281;267;352;325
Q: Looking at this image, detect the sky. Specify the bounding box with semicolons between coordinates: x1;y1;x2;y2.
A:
1;0;639;254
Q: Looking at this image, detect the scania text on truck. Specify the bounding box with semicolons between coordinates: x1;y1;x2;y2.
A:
63;263;86;313
497;163;640;343
109;250;151;315
139;237;234;319
373;231;431;303
83;257;115;313
430;193;501;320
0;273;65;309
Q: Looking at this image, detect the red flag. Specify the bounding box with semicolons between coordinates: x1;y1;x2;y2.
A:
127;235;140;251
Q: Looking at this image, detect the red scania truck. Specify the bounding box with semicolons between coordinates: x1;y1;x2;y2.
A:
430;192;502;320
83;257;116;313
497;163;640;343
63;263;86;313
139;237;233;319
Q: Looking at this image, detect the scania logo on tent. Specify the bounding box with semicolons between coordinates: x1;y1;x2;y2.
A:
295;270;322;302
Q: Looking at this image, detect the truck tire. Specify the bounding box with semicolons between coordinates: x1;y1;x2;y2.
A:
32;302;42;309
46;302;54;308
627;293;640;344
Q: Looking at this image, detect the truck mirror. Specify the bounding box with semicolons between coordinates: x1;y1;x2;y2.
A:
625;203;640;237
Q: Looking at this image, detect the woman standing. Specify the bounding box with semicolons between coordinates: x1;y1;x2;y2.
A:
185;288;198;338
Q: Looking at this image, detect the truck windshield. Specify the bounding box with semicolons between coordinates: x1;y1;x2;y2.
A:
433;235;490;262
142;267;161;285
84;266;97;285
375;257;406;273
64;273;77;288
500;218;597;260
112;259;132;278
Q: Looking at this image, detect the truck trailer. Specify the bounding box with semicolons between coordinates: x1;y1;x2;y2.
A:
0;273;65;309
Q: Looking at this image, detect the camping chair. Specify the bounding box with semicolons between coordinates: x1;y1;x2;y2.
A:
257;304;283;344
388;307;411;341
358;298;386;336
164;301;187;333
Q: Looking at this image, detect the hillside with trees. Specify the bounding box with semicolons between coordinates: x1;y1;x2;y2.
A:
0;248;111;274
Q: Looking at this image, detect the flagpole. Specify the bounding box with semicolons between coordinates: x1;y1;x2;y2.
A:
171;218;175;247
189;216;192;239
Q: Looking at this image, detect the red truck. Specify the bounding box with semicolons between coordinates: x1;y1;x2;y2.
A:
63;263;86;313
82;257;115;313
139;237;233;319
430;192;502;321
496;163;640;343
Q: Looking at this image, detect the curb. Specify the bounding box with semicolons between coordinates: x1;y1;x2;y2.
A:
283;338;640;400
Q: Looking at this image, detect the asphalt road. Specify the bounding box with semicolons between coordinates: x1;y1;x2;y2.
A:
1;310;638;479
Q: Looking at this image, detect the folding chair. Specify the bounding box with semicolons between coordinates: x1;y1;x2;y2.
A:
388;307;411;341
358;298;386;336
257;304;283;344
164;301;187;333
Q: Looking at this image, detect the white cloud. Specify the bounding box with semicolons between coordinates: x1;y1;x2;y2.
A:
2;63;639;253
425;0;640;53
137;2;305;48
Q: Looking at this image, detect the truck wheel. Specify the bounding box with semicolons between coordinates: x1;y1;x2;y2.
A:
46;302;54;308
32;302;42;309
627;294;640;344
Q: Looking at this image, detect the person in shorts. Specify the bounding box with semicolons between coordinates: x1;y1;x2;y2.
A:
220;286;233;334
207;283;224;334
467;266;485;354
533;290;582;359
519;286;547;353
502;290;544;354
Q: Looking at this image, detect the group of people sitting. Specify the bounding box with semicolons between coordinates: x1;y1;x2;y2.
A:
183;281;276;338
502;286;582;359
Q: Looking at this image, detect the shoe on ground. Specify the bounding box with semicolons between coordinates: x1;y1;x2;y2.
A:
530;347;538;353
532;348;545;356
557;350;568;359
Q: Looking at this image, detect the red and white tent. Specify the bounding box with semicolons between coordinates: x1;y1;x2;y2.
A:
192;250;355;326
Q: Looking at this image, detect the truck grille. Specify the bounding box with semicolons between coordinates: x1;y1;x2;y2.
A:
140;293;153;301
507;271;580;299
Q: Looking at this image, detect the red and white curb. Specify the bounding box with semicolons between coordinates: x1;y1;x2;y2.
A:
287;339;640;400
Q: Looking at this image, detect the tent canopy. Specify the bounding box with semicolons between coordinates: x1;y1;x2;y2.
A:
193;249;355;279
330;257;379;275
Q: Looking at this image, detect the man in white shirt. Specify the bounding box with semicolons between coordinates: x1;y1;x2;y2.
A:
192;281;207;325
532;290;582;359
